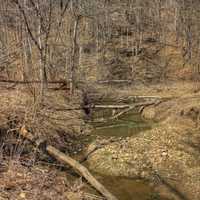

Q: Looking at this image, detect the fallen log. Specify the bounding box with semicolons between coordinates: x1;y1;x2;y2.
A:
19;126;118;200
90;101;160;123
97;80;132;84
88;104;131;109
0;79;67;84
109;101;159;120
95;124;127;130
109;106;135;120
87;100;161;110
118;95;165;103
47;146;118;200
127;95;163;99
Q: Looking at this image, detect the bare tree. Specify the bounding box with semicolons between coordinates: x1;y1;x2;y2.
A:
11;0;53;97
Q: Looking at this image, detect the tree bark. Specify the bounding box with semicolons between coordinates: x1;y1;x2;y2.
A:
70;16;80;95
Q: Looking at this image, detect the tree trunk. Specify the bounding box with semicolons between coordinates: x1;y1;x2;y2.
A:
36;2;48;97
70;16;80;95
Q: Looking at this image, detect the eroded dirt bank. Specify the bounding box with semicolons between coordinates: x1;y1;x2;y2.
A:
87;85;200;200
0;87;94;200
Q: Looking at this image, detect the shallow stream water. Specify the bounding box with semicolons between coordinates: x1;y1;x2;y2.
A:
91;110;152;137
86;108;165;200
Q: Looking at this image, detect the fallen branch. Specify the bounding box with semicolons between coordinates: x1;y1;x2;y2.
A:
97;80;132;84
127;95;163;99
80;139;118;163
109;106;135;120
95;124;127;130
0;79;67;84
110;101;159;120
88;100;161;110
91;101;160;123
88;104;131;109
19;126;118;200
118;95;165;103
47;146;118;200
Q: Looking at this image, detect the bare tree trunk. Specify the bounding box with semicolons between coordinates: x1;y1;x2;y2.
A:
70;16;80;95
2;0;10;79
36;2;46;97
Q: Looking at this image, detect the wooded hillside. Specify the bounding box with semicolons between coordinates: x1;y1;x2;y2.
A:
0;1;200;200
1;0;200;91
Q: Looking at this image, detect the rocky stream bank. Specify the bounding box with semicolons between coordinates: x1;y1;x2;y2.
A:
87;94;200;200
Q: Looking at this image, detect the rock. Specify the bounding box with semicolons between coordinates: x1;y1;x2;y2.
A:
65;192;81;200
112;155;118;160
87;98;200;200
161;151;168;157
87;123;200;200
141;171;148;178
134;155;138;160
142;106;156;120
19;192;26;199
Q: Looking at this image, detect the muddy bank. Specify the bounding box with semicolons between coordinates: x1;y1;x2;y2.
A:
87;96;200;200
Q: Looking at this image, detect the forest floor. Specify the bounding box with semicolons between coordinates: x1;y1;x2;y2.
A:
0;85;99;200
0;81;200;200
94;80;200;100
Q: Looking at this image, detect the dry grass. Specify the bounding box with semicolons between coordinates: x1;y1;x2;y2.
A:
0;156;84;200
0;149;105;200
93;80;200;101
0;85;88;141
0;86;96;200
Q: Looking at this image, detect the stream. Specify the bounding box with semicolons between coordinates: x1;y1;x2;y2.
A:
84;108;165;200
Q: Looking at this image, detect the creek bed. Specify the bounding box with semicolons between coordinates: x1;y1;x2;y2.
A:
83;108;167;200
90;110;153;137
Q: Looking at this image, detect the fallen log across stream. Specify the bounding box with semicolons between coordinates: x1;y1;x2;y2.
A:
97;80;133;84
42;100;162;112
87;104;131;109
19;126;118;200
90;100;161;123
85;100;161;109
110;101;160;120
